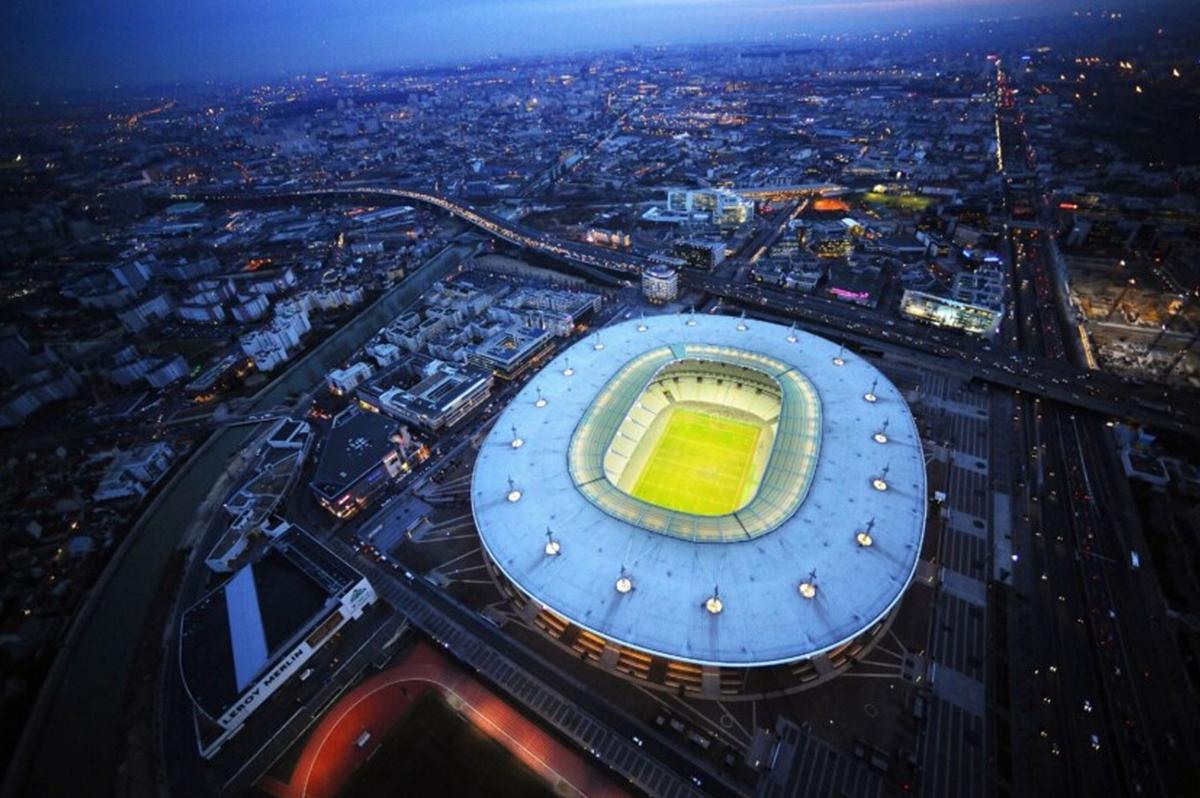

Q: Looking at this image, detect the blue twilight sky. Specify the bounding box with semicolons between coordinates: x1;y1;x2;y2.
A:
0;0;1146;97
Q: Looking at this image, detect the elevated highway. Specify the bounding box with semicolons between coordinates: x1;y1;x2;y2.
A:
188;185;1200;437
195;186;648;275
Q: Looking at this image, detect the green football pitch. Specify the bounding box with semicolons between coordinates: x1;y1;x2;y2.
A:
630;407;763;515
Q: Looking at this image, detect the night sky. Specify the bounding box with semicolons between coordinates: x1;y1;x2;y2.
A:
0;0;1143;97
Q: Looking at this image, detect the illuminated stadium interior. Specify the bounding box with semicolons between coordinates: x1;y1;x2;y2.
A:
472;313;927;698
606;359;779;516
570;344;820;541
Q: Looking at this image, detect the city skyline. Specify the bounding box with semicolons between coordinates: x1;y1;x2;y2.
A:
0;0;1178;98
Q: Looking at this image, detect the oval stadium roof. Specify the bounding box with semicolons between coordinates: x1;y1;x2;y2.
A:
472;313;927;667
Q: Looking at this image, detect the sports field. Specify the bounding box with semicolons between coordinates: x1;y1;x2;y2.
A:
630;407;764;515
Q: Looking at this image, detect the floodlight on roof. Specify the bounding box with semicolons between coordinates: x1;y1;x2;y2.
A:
856;518;876;547
872;464;890;492
864;377;878;403
798;569;818;599
705;585;723;614
615;565;633;594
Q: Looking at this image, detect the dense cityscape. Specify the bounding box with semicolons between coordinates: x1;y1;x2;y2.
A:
1;3;1199;798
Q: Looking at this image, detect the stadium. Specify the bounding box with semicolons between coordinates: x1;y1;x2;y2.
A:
472;313;927;697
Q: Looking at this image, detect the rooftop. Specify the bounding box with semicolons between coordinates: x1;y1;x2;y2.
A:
180;525;361;720
310;407;399;502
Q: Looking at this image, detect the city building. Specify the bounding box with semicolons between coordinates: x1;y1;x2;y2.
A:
641;264;679;303
358;358;494;432
185;353;254;402
179;521;376;754
327;362;374;396
145;355;190;389
309;406;407;518
117;293;174;333
951;267;1006;309
0;366;83;428
487;286;601;338
208;419;313;572
466;325;554;380
666;188;755;227
826;263;885;307
673;240;726;271
93;442;177;502
900;289;1002;336
365;342;402;368
472;315;926;696
751;256;826;293
239;303;311;371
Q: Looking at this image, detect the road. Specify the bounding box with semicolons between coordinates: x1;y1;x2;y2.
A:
176;184;1200;436
191;185;653;275
341;548;738;798
688;274;1199;437
997;79;1198;797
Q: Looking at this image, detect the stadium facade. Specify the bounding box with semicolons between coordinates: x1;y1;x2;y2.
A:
472;313;927;697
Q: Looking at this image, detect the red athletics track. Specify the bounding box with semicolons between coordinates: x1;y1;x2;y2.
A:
257;641;629;798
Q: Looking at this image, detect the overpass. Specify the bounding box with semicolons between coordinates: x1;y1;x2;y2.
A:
195;186;649;275
733;183;846;200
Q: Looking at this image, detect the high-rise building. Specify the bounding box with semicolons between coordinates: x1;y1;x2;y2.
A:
641;265;679;303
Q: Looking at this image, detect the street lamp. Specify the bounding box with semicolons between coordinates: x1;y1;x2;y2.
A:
506;476;522;502
615;565;633;594
510;425;524;449
873;419;890;444
544;527;561;556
